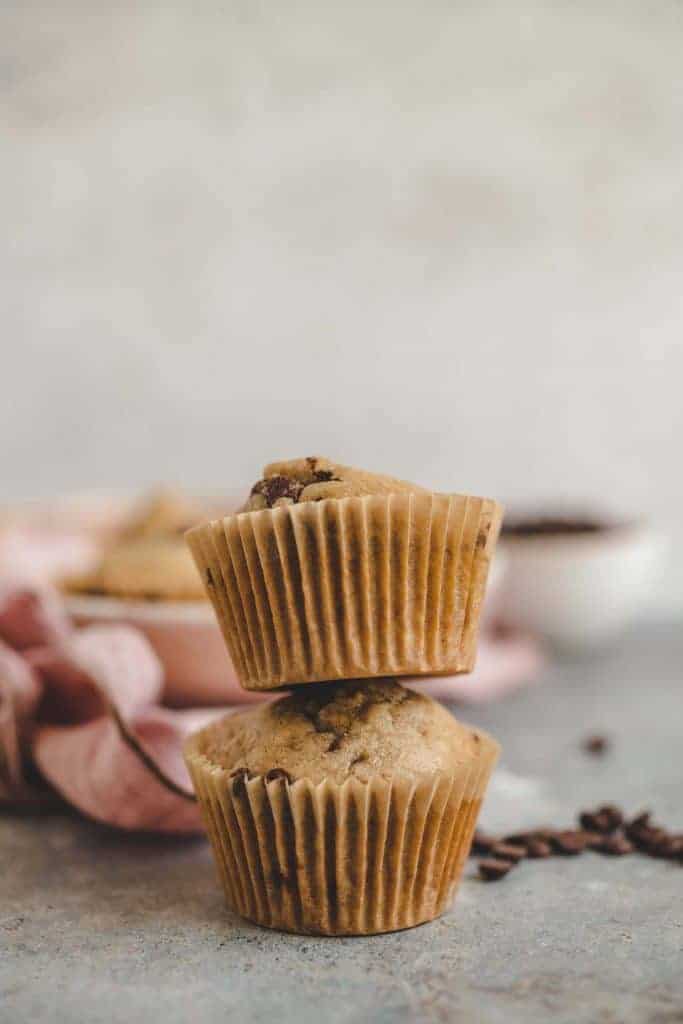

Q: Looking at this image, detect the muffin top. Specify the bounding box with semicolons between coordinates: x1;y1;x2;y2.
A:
193;679;487;784
242;456;429;511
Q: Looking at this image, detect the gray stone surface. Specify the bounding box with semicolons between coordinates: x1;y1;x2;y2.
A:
2;625;682;1023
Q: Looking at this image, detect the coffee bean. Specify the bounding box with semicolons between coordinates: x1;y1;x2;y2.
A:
645;833;678;858
478;858;514;881
550;830;591;855
525;839;552;859
579;804;624;834
583;734;610;756
491;842;527;864
628;811;652;832
590;834;634;856
472;832;499;855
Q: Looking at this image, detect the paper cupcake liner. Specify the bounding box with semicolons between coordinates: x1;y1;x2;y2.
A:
185;727;499;936
186;492;502;691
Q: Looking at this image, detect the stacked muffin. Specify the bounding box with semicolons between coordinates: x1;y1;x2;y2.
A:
184;457;503;935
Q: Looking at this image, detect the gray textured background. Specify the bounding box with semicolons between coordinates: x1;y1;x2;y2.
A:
2;1;682;611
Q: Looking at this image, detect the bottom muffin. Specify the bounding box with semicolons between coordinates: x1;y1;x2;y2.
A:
184;679;499;936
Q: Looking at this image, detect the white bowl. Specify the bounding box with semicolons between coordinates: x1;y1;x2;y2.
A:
497;523;665;651
65;593;263;707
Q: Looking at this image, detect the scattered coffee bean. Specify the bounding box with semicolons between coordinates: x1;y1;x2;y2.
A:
589;834;634;856
472;806;682;880
491;842;527;864
550;830;591;855
525;838;552;859
643;832;679;859
478;858;514;881
472;832;499;855
583;734;610;756
579;804;624;834
624;811;669;854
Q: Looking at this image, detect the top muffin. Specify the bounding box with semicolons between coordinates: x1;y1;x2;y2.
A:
243;456;428;510
187;456;502;690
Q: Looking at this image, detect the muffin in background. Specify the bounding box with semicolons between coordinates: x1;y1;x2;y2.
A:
58;489;243;707
185;678;499;935
187;457;503;690
62;489;210;602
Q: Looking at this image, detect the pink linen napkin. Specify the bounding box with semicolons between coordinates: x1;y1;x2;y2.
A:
0;583;228;832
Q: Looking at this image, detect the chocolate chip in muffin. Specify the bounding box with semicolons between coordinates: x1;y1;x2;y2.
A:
251;475;305;508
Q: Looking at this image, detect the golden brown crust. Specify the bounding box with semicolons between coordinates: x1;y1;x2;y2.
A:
192;679;484;784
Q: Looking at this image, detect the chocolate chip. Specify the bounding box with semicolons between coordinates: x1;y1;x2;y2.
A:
472;832;499;855
478;858;514;881
491;842;527;864
251;475;305;508
590;834;634;856
582;734;610;756
264;768;292;784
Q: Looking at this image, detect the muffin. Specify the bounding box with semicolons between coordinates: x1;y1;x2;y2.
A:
186;457;503;690
184;678;499;935
62;490;209;602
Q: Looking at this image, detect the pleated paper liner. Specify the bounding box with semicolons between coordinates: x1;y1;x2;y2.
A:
186;492;503;691
185;728;499;936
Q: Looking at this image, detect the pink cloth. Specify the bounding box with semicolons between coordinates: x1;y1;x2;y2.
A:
0;583;227;832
